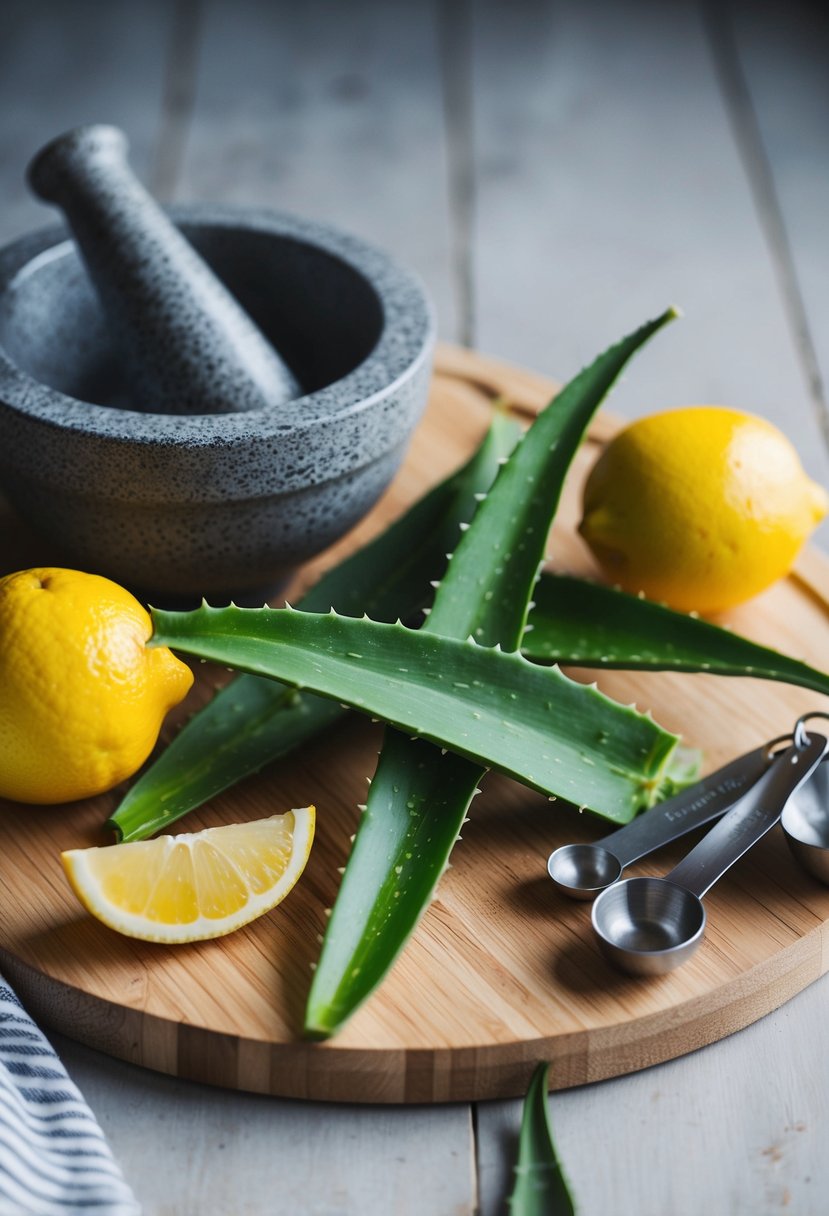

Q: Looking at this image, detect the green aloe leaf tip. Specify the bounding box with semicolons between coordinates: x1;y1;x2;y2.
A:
508;1063;577;1216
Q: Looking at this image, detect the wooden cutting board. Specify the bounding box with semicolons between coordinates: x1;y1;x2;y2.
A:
2;344;829;1105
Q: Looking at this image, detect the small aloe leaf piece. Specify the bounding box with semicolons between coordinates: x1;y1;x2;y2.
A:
305;310;678;1037
149;606;677;818
109;414;522;841
525;573;829;695
508;1063;576;1216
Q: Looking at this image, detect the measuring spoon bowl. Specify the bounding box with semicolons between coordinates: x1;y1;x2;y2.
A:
592;877;706;975
547;844;622;900
548;743;773;900
781;760;829;884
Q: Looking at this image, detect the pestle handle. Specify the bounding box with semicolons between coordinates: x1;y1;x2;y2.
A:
28;125;300;415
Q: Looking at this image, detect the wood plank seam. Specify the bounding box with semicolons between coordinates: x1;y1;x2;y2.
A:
702;0;829;456
468;1102;481;1215
150;0;205;202
438;0;477;348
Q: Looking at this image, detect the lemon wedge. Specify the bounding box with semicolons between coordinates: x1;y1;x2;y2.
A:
61;808;315;943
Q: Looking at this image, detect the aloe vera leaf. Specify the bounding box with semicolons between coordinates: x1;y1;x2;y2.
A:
424;315;674;647
508;1063;576;1216
109;414;522;842
305;311;677;1037
525;572;829;695
149;606;677;816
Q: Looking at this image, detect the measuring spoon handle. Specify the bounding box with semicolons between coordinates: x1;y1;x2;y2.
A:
596;745;774;868
667;734;828;900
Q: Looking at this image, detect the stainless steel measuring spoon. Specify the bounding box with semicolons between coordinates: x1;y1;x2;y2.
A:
782;762;829;883
591;732;828;976
547;743;777;900
781;713;829;884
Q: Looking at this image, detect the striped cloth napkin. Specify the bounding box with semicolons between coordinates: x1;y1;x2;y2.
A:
0;977;140;1215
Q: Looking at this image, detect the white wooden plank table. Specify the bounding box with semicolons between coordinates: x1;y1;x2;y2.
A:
2;1;828;1212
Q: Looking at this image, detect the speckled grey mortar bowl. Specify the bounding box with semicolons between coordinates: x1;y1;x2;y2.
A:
0;206;435;604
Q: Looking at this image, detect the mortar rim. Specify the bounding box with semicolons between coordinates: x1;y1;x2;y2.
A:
0;204;435;448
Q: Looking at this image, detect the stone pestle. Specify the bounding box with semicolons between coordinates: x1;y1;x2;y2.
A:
27;124;301;415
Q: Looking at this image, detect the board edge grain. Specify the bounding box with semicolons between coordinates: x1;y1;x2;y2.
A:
3;908;827;1104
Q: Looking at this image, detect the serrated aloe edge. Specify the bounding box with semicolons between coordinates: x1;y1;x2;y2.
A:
302;310;678;1038
150;603;678;815
108;412;523;842
525;573;829;694
508;1063;576;1216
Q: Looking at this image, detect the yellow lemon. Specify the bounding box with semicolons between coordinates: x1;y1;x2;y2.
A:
61;808;316;943
579;408;828;615
0;568;193;804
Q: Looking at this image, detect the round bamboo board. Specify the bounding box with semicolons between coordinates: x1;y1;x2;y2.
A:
1;344;828;1104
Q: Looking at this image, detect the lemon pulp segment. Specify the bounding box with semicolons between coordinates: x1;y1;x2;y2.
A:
61;808;315;943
